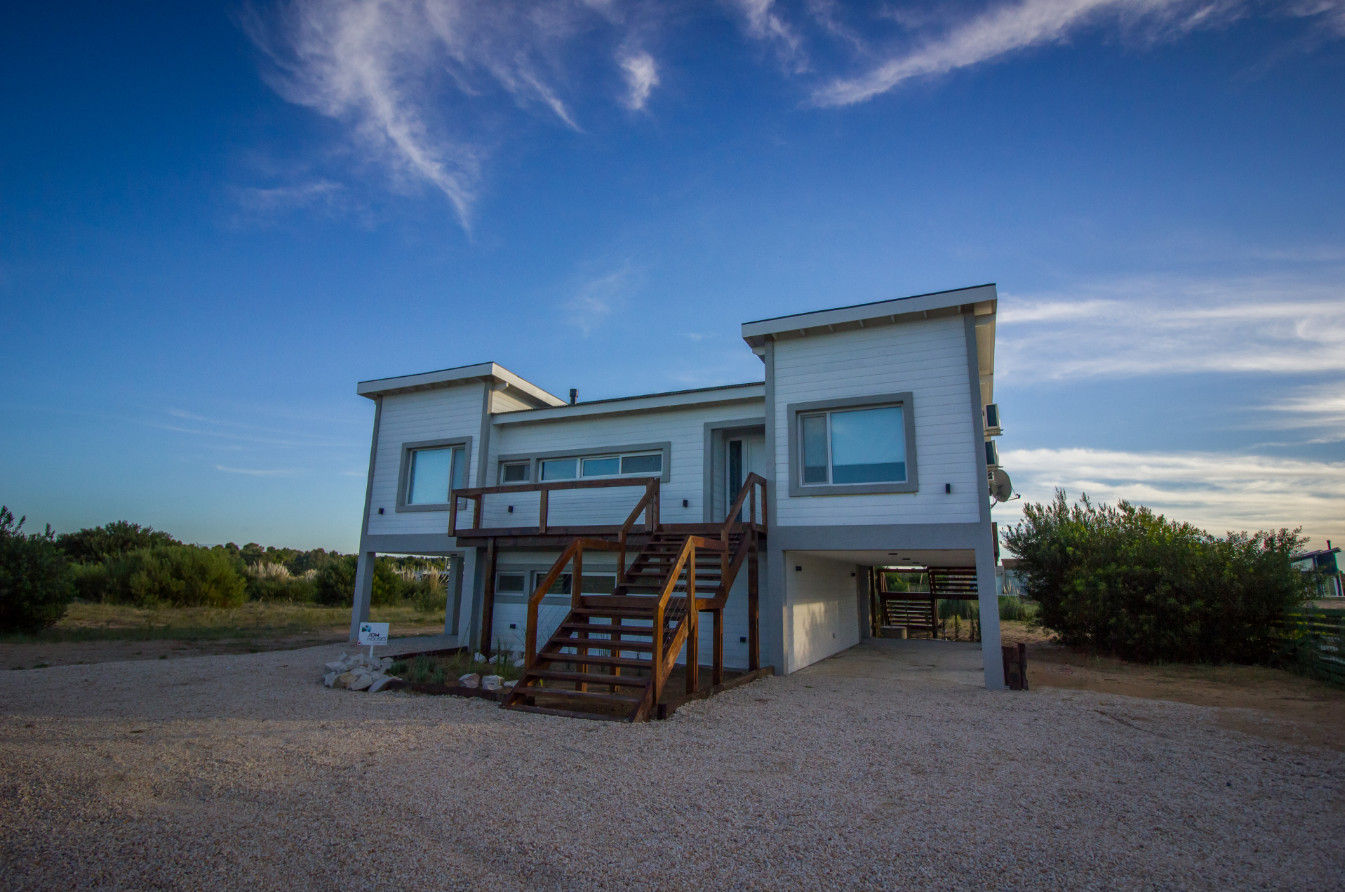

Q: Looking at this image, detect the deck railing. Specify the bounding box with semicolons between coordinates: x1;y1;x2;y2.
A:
449;476;660;540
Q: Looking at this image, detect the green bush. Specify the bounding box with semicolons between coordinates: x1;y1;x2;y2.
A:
57;520;178;564
70;560;113;602
1003;490;1308;664
244;565;317;603
406;572;445;614
102;545;246;608
0;507;73;633
998;596;1038;622
313;554;357;606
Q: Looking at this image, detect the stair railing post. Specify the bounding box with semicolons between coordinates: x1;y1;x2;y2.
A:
686;542;699;694
539;488;548;534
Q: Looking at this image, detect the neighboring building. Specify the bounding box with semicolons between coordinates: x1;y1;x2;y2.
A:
350;284;1009;712
1293;543;1343;599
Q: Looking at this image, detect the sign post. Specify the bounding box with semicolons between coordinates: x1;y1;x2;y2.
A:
358;621;390;662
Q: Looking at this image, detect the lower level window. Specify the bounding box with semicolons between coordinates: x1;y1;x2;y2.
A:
406;444;466;505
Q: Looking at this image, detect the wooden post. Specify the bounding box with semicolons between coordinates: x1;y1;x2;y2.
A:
686;547;699;694
712;609;723;687
449;496;459;537
538;489;548;534
747;531;760;671
480;540;497;655
574;547;586;692
472;494;482;530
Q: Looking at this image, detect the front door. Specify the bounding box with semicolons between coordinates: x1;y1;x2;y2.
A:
725;431;767;519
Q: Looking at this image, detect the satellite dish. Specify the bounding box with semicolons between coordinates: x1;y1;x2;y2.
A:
989;468;1015;504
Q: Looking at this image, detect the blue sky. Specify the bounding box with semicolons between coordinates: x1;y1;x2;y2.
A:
1;0;1342;552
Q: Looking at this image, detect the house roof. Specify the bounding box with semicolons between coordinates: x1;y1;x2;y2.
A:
491;382;765;425
741;283;998;405
356;362;566;407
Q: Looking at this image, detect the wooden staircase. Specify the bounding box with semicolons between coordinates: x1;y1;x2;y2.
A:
502;476;765;722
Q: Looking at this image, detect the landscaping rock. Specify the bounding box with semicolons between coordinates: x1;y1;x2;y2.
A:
458;673;481;688
322;671;338;688
368;676;401;693
481;674;502;691
349;674;374;692
334;671;357;690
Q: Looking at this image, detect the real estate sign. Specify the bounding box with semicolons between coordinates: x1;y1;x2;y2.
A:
358;622;389;646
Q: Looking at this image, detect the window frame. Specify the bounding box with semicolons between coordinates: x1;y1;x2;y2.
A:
498;460;531;484
395;436;473;512
786;393;918;497
495;442;672;484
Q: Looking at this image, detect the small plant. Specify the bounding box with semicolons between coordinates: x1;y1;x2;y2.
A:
401;654;445;685
951;615;962;641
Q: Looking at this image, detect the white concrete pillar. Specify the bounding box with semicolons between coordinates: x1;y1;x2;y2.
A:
975;540;1006;690
349;551;376;641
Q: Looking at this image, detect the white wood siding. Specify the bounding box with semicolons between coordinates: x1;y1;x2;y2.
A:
483;400;763;529
772;315;981;526
365;384;486;536
785;552;861;672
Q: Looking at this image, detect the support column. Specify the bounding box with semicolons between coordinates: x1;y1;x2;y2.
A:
479;540;498;654
349;551;376;641
975;538;1006;690
759;545;788;674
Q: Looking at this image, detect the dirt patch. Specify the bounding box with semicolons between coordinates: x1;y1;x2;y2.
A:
1000;621;1345;752
0;635;347;670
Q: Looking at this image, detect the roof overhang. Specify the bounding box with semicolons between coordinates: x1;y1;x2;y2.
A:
356;362;565;406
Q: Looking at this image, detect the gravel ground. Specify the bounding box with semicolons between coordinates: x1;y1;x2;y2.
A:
1;639;1341;890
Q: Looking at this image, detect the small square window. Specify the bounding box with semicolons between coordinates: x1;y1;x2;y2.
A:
540;458;578;481
581;456;620;477
499;461;530;484
405;444;466;505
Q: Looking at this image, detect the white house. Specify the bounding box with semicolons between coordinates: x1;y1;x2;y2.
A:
350;284;1007;719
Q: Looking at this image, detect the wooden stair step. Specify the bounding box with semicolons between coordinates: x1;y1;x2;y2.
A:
572;606;658;619
529;669;648;687
503;703;629;722
534;652;653;668
559;621;655;634
550;635;656;650
519;687;645;704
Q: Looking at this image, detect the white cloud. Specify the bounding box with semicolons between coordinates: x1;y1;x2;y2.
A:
997;446;1345;546
246;1;668;230
565;266;636;336
214;465;297;477
809;0;1343;106
618;49;659;111
996;273;1345;383
726;0;808;71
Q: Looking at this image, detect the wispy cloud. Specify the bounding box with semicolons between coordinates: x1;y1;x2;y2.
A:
998;445;1345;546
618;49;659;111
232;179;345;215
245;1;672;230
808;0;1344;107
996;273;1345;383
1263;382;1345;437
215;465;298;477
726;0;809;71
564;265;636;336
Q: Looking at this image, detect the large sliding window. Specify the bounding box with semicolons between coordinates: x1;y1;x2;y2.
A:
397;438;471;511
788;394;918;496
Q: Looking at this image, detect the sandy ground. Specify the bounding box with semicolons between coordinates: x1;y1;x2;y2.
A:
1;639;1342;890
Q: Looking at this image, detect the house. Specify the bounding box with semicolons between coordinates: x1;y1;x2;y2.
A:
349;284;1007;718
1293;543;1343;599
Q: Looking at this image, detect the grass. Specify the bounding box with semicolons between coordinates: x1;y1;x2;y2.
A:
389;650;524;687
1;601;444;644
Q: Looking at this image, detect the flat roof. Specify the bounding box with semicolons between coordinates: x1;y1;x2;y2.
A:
492;382;765;425
741;283;996;346
356;362;565;406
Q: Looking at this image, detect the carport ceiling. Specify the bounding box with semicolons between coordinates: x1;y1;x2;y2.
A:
803;549;977;568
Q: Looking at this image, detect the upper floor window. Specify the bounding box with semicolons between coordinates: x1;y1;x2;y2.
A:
788;394;918;496
499;461;530;484
397;438;470;511
536;450;663;482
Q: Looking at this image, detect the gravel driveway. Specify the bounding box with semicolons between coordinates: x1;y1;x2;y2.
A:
1;639;1341;890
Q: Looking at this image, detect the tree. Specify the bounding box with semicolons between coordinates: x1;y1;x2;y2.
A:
0;507;73;632
57;520;178;564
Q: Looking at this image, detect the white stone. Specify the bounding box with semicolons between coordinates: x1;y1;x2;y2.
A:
322;671;338;688
334;671;357;690
349;674;374;691
481;675;502;691
368;675;399;693
472;652;486;664
323;660;346;673
458;673;481;688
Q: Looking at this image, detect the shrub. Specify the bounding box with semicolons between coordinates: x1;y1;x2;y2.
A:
102;545;246;608
314;555;358;606
406;571;446;614
1003;490;1308;664
70;560;113;602
998;596;1038;622
244;563;317;603
0;507;73;633
57;520;178;564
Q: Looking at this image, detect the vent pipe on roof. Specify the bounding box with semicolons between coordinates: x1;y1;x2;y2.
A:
569;388;578;405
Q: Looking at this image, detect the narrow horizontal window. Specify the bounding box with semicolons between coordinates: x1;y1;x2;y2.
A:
496;572;526;593
579;573;617;594
540;458;578;481
499;461;529;484
620;453;662;474
581;456;620;477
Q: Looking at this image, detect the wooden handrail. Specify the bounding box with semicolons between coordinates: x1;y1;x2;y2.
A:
523;537;622;667
449;476;661;537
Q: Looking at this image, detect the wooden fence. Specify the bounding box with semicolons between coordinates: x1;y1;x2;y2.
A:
1275;608;1345;686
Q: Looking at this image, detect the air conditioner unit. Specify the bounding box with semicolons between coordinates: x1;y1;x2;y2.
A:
984;403;1000;431
985;440;1000;467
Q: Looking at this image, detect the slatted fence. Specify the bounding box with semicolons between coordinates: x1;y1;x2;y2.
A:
1275;609;1345;686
